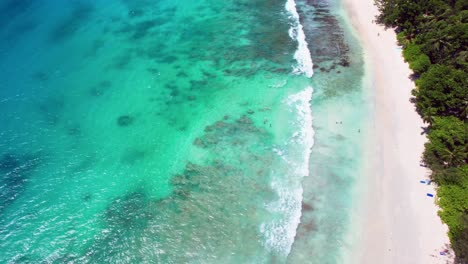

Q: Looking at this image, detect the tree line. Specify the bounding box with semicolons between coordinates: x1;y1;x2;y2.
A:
375;0;467;262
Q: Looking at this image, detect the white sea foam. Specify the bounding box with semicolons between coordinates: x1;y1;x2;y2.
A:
286;87;314;178
260;0;315;257
262;87;314;256
285;0;314;78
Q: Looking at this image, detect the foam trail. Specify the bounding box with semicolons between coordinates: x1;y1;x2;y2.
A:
285;0;314;77
261;87;314;256
260;0;315;257
287;87;314;179
284;1;315;254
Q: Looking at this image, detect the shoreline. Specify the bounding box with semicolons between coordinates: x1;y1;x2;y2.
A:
341;0;453;263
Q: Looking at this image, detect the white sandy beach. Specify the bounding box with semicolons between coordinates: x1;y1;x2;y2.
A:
342;0;453;263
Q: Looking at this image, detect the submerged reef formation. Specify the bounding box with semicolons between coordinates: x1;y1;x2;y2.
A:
77;115;281;263
297;0;350;73
0;153;40;214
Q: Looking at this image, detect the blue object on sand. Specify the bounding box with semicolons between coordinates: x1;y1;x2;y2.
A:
420;180;426;184
427;193;434;197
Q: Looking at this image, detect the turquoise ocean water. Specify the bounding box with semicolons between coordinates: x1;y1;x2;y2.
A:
0;0;368;263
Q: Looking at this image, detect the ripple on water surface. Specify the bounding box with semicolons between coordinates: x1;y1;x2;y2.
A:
0;0;318;263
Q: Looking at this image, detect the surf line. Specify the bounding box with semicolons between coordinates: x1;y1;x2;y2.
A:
284;0;315;258
260;0;315;258
285;0;314;78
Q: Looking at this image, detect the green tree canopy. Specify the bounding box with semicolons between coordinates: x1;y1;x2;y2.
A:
424;116;467;169
414;65;467;119
403;43;431;74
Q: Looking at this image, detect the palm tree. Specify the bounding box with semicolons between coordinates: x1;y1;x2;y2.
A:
422;108;436;125
429;35;453;54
